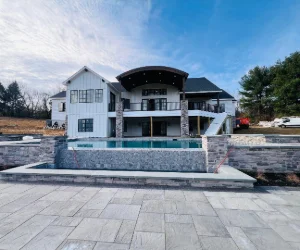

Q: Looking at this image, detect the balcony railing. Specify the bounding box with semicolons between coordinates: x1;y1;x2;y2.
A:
124;102;180;111
188;102;225;113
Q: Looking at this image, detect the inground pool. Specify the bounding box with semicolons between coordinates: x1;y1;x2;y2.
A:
68;140;202;149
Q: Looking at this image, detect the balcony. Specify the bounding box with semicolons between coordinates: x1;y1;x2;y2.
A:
120;101;225;113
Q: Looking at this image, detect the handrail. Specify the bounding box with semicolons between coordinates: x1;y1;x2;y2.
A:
124;102;181;111
214;147;234;174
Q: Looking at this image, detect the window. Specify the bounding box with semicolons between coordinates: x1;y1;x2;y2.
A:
78;119;93;132
142;89;167;96
95;89;103;103
70;90;78;103
59;102;66;112
124;121;127;132
79;90;94;103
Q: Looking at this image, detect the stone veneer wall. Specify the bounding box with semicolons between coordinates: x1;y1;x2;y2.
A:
180;100;189;137
202;135;229;173
0;144;40;167
116;101;123;138
0;136;67;167
56;148;206;172
228;145;300;173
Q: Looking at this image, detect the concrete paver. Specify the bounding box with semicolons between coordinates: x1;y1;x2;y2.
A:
0;182;298;250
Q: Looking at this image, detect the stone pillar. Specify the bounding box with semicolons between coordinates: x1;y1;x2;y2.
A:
39;136;67;164
116;101;124;138
202;135;229;173
180;100;189;137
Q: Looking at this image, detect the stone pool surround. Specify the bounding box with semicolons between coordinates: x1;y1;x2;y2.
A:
1;134;300;174
0;162;255;188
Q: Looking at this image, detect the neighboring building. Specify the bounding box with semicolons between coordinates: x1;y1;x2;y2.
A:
50;66;236;138
49;91;66;127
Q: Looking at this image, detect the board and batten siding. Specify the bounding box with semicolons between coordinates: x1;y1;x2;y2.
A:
51;98;66;122
66;71;117;138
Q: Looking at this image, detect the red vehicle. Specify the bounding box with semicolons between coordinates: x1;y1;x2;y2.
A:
236;117;250;129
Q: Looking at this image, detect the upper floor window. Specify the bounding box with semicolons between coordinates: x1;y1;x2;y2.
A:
95;89;103;103
79;90;94;103
59;102;66;112
142;89;167;96
78;118;93;132
70;90;78;103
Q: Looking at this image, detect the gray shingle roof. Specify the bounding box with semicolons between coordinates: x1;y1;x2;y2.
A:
111;82;127;92
212;90;235;100
185;78;221;92
50;91;66;99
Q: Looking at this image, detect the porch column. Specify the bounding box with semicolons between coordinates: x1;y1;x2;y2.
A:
197;116;201;136
116;101;123;138
182;77;186;100
208;117;211;126
180;100;189;137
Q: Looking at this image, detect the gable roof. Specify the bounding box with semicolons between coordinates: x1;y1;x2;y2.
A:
62;66;110;85
212;90;236;100
50;91;66;99
184;78;222;93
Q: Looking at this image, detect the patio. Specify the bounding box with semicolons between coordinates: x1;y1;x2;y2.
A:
0;182;299;250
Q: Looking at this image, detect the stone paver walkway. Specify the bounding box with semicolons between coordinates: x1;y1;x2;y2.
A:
0;182;299;250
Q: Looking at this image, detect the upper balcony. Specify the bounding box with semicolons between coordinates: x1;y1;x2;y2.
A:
108;101;225;113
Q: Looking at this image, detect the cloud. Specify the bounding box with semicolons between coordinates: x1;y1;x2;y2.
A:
0;0;163;91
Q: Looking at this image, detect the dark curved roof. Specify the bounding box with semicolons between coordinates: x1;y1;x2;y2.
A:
50;91;66;99
185;78;221;92
116;66;189;91
116;66;189;80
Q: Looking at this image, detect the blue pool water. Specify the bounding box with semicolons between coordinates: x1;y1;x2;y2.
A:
68;140;202;149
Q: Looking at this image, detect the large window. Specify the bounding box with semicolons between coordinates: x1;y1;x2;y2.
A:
79;90;94;103
70;90;78;103
142;89;167;96
95;89;103;103
78;119;93;132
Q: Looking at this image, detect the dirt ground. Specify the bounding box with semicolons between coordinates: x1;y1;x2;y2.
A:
234;125;300;135
1;117;300;136
0;117;64;136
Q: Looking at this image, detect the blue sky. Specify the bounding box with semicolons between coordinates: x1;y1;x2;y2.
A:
0;0;299;97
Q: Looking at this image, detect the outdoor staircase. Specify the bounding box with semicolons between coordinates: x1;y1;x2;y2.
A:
204;112;228;135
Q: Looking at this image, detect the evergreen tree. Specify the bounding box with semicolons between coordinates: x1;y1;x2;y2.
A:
6;81;24;117
239;66;274;121
271;52;300;116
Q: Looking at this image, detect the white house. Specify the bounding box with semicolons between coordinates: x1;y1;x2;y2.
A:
50;66;236;138
49;91;66;127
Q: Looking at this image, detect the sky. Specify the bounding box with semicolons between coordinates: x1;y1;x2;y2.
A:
0;0;300;97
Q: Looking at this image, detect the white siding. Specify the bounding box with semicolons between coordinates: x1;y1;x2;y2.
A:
66;71;110;138
51;99;66;122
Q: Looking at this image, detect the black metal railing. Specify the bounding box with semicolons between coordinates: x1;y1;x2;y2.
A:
119;101;225;113
124;102;181;111
188;102;225;113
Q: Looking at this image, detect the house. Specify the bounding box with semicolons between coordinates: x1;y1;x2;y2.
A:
49;66;236;138
49;91;66;127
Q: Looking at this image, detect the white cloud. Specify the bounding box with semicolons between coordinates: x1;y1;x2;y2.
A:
0;0;163;91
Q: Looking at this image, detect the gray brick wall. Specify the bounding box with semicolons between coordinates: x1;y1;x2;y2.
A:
116;102;123;138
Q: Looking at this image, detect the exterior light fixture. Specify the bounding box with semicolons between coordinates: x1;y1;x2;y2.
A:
129;77;131;79
173;82;175;85
146;80;147;82
159;72;161;74
174;75;176;77
143;73;146;75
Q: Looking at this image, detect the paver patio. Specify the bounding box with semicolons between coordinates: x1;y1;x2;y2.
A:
0;182;299;249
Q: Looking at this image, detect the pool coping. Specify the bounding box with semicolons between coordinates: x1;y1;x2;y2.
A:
0;162;255;183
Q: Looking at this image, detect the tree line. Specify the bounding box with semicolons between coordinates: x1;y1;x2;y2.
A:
239;51;300;122
0;81;51;119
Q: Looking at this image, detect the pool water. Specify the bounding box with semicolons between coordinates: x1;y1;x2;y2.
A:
68;140;202;149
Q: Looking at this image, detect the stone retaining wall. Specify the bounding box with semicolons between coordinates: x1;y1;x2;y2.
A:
0;136;67;167
0;144;40;166
228;145;300;173
228;134;300;145
56;148;206;172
